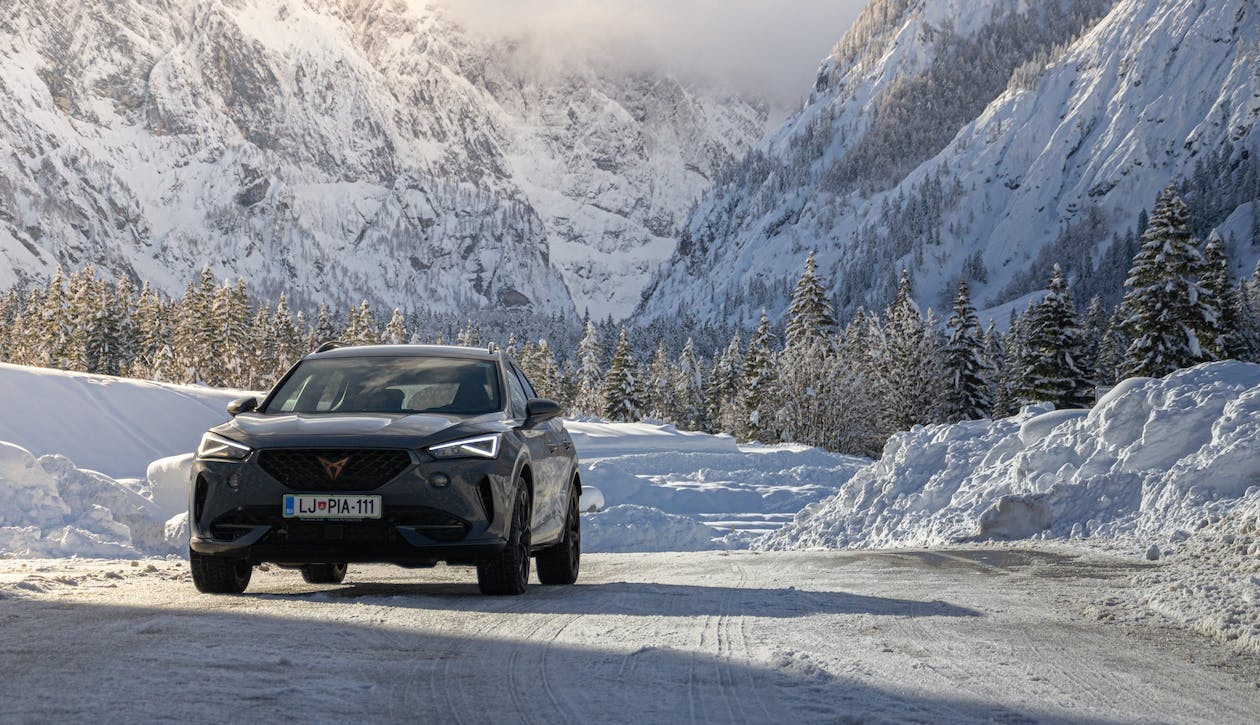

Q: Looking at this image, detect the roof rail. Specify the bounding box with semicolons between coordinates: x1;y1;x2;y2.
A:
486;342;499;354
314;340;347;353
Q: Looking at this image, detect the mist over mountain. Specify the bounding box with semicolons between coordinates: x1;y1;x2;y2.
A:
2;0;1257;340
0;0;768;322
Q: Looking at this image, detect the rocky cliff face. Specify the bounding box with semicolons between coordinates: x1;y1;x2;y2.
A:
637;0;1260;326
0;0;766;320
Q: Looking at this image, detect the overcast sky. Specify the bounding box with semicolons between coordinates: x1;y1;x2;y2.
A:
437;0;869;110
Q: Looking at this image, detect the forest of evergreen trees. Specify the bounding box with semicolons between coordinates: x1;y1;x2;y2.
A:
1;183;1257;458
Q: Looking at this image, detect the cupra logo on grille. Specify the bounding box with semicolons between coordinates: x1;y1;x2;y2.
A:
317;455;352;481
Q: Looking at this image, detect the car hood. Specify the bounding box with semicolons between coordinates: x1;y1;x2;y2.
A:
213;411;507;450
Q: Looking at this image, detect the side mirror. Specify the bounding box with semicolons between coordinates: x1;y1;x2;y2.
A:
227;396;259;416
523;398;562;428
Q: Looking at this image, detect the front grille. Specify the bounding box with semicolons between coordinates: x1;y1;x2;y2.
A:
258;449;412;491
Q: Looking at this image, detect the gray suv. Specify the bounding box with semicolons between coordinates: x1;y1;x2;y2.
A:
188;344;580;595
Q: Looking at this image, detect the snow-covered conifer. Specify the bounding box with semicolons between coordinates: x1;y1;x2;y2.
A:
872;270;946;433
643;339;675;421
1014;265;1092;408
1199;231;1235;359
383;309;409;345
1118;183;1212;378
342;300;380;346
942;279;991;420
784;251;837;349
739;312;779;442
573;318;606;417
671;337;706;431
603;327;641;422
704;332;743;434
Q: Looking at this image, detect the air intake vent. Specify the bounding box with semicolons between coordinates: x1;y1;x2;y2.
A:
258;449;412;491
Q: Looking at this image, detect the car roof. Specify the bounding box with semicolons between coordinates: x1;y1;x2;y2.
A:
306;344;500;362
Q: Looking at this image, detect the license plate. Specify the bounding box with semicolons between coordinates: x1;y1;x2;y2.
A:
282;494;382;520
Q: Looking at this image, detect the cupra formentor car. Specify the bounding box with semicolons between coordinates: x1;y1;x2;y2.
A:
188;343;581;595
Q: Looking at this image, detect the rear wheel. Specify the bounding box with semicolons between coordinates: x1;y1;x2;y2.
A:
300;562;348;584
477;483;531;595
536;484;580;585
189;550;251;594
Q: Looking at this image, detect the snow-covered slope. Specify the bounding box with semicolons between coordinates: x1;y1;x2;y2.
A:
0;0;765;320
638;0;1260;325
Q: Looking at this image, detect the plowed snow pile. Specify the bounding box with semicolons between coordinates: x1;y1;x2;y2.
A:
759;360;1260;651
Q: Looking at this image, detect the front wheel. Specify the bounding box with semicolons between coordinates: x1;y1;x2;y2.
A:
189;549;251;594
300;562;348;584
477;483;531;595
536;484;580;585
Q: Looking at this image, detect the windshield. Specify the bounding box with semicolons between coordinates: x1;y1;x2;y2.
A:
263;356;503;416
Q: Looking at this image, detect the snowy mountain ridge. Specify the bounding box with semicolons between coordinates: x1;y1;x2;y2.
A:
0;0;767;321
637;0;1260;327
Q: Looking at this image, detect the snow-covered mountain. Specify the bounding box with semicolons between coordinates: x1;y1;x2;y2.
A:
637;0;1260;326
0;0;766;321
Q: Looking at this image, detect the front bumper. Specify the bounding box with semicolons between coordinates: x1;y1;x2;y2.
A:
189;451;515;566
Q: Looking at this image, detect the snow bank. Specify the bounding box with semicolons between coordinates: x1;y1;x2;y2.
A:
0;441;175;558
568;420;740;458
0;362;243;479
582;505;722;553
570;419;867;550
761;361;1260;549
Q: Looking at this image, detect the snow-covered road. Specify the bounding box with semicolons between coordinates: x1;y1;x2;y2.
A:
3;549;1256;723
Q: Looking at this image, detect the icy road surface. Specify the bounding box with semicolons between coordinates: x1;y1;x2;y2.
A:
2;550;1257;724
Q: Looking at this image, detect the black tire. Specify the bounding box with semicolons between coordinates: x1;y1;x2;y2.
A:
477;483;531;595
536;484;580;585
189;549;252;594
300;562;348;584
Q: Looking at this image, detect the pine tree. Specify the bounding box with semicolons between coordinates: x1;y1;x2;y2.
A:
704;332;743;434
1118;183;1213;378
671;337;706;431
1013;265;1092;408
130;282;173;381
784;251;837;349
530;339;563;403
0;287;20;362
37;266;70;369
383;309;409;345
171;267;219;383
342;300;379;346
108;276;139;377
213;280;252;387
456;322;479;347
942;279;991;420
984;321;1017;418
1095;307;1129;387
602;327;641;422
573;318;606;417
739;312;779;442
643;339;675;421
1080;296;1111;383
1199;231;1235;359
829;311;883;455
314;304;338;345
872;270;946;434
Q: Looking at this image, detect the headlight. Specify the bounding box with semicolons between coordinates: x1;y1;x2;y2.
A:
427;434;501;460
196;432;252;461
